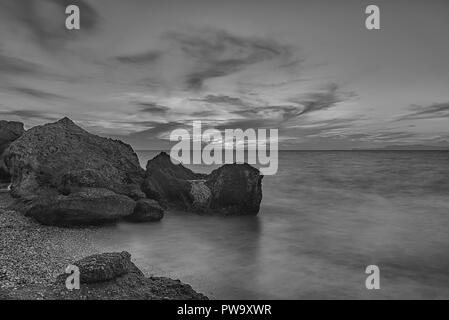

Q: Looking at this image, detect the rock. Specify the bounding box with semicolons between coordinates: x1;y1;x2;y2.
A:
126;199;164;222
5;117;145;199
73;251;143;283
206;164;263;215
141;152;206;210
22;188;136;226
42;251;208;300
142;152;263;215
0;120;25;183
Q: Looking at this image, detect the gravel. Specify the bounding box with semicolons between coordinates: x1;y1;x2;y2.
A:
0;193;101;294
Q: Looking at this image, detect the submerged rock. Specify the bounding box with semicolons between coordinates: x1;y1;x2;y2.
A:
0;120;25;184
141;152;206;210
206;164;263;215
5;117;145;199
43;251;208;300
126;199;164;222
142;152;263;215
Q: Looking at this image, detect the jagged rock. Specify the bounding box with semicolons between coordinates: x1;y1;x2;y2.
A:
42;251;208;300
0;120;25;184
142;152;263;215
21;188;136;226
126;199;164;222
141;152;206;210
206;164;263;215
5;117;145;199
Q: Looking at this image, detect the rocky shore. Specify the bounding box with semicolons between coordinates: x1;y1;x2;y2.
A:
0;117;263;300
0;193;206;300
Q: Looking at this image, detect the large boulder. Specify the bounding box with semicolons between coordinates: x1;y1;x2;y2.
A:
3;117;149;226
206;164;263;215
22;188;136;226
126;199;164;222
0;120;25;184
5;117;145;199
43;251;208;300
142;152;263;215
141;152;206;210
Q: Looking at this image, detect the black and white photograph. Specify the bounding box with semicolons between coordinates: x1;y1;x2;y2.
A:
0;0;449;305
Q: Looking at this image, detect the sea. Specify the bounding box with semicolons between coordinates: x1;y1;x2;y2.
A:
91;151;449;299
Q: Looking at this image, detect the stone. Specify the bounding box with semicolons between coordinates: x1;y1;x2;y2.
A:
126;199;164;222
206;163;263;215
22;188;136;226
142;152;263;215
5;117;145;199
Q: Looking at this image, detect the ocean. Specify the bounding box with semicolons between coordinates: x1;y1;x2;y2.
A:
91;151;449;299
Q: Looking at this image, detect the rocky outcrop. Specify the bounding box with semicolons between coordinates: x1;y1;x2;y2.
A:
206;164;263;215
142;152;263;215
5;117;145;199
0;120;25;184
4;117;147;226
21;188;136;226
126;199;164;222
141;152;206;210
43;251;208;300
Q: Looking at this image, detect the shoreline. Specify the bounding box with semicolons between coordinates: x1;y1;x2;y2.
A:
0;192;207;300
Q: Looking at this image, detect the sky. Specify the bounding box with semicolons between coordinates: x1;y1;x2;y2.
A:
0;0;448;150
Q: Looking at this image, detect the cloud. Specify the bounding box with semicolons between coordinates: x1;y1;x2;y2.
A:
0;109;58;121
191;95;249;107
5;86;69;100
115;51;162;64
0;52;42;75
134;102;170;115
0;0;99;50
165;28;296;90
291;83;352;116
397;102;449;120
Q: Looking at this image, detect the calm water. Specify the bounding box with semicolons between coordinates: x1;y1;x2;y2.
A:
92;151;449;299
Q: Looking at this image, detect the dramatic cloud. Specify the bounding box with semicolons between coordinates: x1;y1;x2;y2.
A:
291;83;352;116
0;0;99;50
398;103;449;120
165;29;296;90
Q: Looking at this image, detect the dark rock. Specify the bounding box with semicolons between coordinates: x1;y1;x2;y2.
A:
5;117;145;199
22;188;136;226
141;152;206;209
42;251;208;300
73;251;143;283
0;120;25;183
127;199;164;222
142;152;263;215
206;164;263;215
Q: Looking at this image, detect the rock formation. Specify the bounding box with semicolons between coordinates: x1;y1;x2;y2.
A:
141;152;206;210
5;118;147;226
45;251;207;300
142;152;263;215
206;163;263;215
5;117;145;199
0;120;25;185
126;199;164;222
